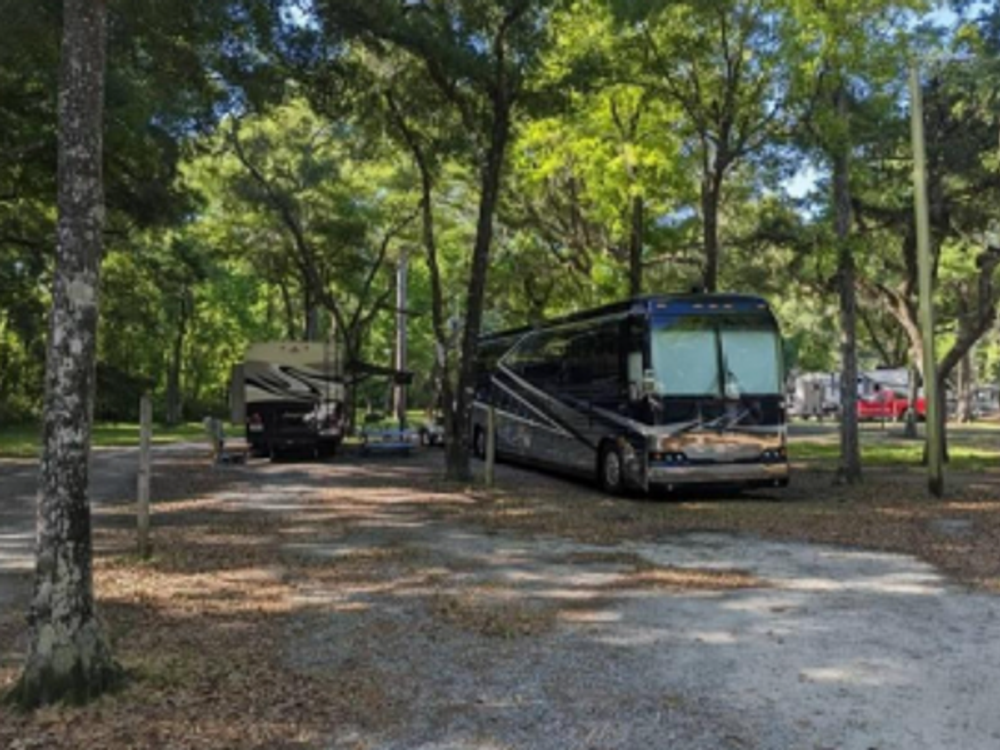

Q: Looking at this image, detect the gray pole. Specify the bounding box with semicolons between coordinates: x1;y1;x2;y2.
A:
910;63;944;497
394;250;408;430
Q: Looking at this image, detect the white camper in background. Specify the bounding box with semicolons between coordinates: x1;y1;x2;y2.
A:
789;372;840;419
231;341;345;459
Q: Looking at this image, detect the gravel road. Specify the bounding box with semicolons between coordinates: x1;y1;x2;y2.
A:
283;511;1000;750
0;444;198;613
3;448;1000;749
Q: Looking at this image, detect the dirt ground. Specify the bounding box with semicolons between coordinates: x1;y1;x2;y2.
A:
2;443;1000;749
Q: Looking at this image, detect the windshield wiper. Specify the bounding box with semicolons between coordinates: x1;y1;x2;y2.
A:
721;354;742;399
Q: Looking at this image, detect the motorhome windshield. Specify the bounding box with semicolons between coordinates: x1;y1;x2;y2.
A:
650;315;781;398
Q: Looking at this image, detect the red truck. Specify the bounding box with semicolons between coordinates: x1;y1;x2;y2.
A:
856;389;926;421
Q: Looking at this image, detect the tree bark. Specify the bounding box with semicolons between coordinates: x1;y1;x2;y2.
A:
928;372;950;462
904;362;920;439
629;195;644;297
278;282;297;340
956;351;973;423
13;0;119;709
384;89;458;462
447;96;512;482
164;294;189;427
701;174;722;293
303;284;318;341
833;87;862;484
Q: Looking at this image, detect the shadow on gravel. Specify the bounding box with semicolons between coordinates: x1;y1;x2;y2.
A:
5;447;1000;749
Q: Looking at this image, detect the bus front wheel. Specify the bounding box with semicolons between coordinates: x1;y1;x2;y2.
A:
599;443;626;495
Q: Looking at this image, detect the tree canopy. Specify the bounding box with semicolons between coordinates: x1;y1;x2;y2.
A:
2;0;999;449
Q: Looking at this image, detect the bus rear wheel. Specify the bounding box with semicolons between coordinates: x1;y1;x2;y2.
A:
599;443;626;495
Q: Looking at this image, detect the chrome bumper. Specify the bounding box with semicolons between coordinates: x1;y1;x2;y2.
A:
647;461;789;487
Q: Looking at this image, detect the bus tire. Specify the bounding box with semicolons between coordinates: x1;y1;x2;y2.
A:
598;442;626;496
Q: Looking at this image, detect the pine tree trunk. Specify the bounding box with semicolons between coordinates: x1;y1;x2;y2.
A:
833;86;862;484
13;0;119;709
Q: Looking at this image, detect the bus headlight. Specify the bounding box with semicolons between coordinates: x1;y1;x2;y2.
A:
651;452;687;464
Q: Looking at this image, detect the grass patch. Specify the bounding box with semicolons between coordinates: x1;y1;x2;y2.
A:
0;422;209;458
791;439;1000;471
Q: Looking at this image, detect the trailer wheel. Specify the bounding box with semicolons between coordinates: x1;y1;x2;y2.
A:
599;442;626;495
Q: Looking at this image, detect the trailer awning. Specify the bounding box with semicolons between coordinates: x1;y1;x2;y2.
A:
345;360;413;386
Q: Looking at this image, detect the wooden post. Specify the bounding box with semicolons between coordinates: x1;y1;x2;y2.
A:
138;393;152;559
485;404;496;488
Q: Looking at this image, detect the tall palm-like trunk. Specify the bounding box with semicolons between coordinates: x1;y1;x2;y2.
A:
164;294;189;426
13;0;119;708
446;99;511;482
833;86;862;484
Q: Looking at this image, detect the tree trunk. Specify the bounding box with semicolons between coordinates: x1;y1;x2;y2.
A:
928;371;950;462
940;372;950;459
164;295;188;427
700;175;721;293
955;351;973;424
904;362;919;439
303;285;319;341
628;195;644;297
446;98;512;482
278;282;297;340
386;90;457;467
13;0;119;709
832;87;861;484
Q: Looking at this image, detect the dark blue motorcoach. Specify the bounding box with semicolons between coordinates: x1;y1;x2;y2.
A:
471;294;789;494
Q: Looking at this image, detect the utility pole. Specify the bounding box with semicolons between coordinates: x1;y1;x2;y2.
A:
394;250;408;430
910;63;944;497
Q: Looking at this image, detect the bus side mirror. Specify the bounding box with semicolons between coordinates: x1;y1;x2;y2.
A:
627;351;644;400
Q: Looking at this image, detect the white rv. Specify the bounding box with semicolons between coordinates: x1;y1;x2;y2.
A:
231;341;346;459
788;372;840;419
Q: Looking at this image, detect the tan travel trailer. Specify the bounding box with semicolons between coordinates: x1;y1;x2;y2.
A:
230;341;345;459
